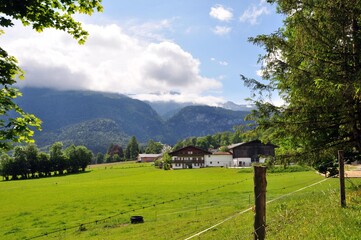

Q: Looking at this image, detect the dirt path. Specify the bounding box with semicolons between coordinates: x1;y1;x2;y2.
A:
345;165;361;178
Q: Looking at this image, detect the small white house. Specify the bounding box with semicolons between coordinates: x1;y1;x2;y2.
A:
204;152;233;167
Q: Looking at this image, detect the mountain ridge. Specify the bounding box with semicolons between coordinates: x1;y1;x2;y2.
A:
15;88;251;153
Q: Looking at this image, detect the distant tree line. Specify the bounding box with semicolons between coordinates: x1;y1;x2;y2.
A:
172;128;246;151
0;142;92;181
94;136;167;164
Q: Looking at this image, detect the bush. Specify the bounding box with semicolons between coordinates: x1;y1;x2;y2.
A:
267;165;313;173
314;159;339;177
154;159;162;169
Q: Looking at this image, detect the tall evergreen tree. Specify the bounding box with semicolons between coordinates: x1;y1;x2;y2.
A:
125;136;139;160
243;0;361;163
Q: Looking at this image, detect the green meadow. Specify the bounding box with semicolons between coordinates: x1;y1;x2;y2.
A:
1;163;360;239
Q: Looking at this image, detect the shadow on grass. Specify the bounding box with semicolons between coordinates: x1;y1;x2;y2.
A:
0;170;91;183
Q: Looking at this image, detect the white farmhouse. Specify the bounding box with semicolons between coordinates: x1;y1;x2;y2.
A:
204;152;233;167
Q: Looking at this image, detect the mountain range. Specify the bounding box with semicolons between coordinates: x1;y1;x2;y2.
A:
15;88;251;153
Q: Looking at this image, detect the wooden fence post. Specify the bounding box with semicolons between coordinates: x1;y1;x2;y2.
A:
254;166;267;240
338;150;346;208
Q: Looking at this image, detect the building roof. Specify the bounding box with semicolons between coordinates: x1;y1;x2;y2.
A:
227;142;244;149
138;154;162;158
212;152;232;155
169;145;212;155
228;140;278;149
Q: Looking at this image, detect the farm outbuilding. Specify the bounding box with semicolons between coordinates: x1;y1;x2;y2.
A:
137;154;162;163
228;140;277;167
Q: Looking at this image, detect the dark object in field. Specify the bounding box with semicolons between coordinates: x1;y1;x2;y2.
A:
130;216;144;224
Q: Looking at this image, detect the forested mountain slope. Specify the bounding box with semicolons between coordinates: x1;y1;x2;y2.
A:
16;88;250;152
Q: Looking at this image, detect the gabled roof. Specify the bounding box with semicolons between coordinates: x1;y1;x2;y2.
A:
228;140;278;149
169;145;211;155
227;142;244;149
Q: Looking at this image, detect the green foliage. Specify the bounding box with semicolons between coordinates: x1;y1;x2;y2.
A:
0;142;92;180
154;159;162;168
65;145;93;172
24;143;39;176
37;152;51;177
37;118;130;154
267;165;313;173
50;142;67;175
313;158;339;177
0;0;103;44
0;153;12;180
166;105;250;143
95;152;104;164
15;88;252;150
0;1;103;151
243;0;361;162
125;136;139;160
107;143;124;160
1;165;359;239
162;152;172;170
145;139;163;154
173;129;247;151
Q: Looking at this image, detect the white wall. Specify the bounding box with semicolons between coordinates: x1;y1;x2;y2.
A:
171;163;203;169
205;154;233;167
233;158;266;167
233;158;251;167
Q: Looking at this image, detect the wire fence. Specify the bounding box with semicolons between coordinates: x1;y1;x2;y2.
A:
21;172;359;240
26;177;253;239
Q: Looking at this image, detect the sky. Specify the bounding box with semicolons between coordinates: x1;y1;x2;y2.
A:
2;0;285;106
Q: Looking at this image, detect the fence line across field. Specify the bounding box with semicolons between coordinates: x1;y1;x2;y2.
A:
25;173;334;239
184;177;329;240
26;177;252;239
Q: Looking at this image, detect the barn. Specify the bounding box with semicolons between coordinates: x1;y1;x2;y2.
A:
228;140;277;167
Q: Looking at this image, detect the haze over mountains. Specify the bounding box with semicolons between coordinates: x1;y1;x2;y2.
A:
16;88;251;153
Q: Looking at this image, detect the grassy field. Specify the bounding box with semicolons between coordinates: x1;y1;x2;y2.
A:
0;163;360;239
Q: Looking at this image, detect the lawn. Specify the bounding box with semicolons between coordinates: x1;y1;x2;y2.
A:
0;163;360;239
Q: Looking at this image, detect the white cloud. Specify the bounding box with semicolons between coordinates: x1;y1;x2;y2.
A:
134;92;225;106
209;4;233;22
210;57;228;66
2;22;223;104
212;26;231;35
219;61;228;66
240;1;270;25
125;18;174;41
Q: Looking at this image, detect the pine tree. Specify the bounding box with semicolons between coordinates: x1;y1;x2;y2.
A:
125;136;139;160
244;0;361;162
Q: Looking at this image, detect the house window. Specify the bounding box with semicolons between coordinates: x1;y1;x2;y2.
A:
217;162;219;164
210;161;212;164
188;151;193;154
